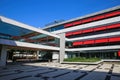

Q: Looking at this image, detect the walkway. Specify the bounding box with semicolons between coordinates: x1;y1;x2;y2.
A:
0;62;120;80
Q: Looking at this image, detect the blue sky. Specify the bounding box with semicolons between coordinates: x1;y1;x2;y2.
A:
0;0;120;28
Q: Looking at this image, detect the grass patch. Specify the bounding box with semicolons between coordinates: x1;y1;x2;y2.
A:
64;57;101;62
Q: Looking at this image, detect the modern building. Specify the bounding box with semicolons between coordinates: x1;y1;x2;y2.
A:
0;6;120;66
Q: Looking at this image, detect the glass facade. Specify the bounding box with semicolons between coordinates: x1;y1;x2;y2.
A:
46;25;64;32
0;21;60;47
39;50;53;61
65;41;72;48
0;20;60;62
66;50;120;59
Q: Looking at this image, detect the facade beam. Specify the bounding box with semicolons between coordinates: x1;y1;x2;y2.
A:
52;16;120;34
66;45;120;51
67;31;120;41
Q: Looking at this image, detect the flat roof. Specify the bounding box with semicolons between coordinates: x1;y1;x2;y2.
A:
43;6;120;29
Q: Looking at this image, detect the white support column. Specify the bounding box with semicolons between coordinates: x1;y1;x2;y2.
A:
36;51;39;60
58;33;65;63
0;45;7;66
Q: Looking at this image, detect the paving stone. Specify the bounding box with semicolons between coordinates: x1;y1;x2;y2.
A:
0;70;21;77
80;65;97;72
0;65;36;74
112;64;120;76
48;71;85;80
0;69;53;80
42;69;70;78
17;77;44;80
111;76;120;80
99;64;112;70
80;70;107;80
23;67;46;72
0;62;120;80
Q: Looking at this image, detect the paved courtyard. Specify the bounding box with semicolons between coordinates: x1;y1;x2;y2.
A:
0;62;120;80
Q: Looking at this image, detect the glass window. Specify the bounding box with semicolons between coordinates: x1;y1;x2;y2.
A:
50;25;64;32
0;21;60;47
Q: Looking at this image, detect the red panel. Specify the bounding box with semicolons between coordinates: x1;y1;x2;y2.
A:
72;30;82;35
25;39;35;42
81;18;92;23
83;28;93;33
73;41;83;46
107;23;120;29
118;50;120;57
65;32;73;37
94;26;107;32
93;15;105;21
78;41;83;45
12;36;21;39
73;42;77;46
83;40;94;45
105;11;120;18
72;20;82;26
109;37;120;42
66;30;83;36
66;23;120;37
95;38;108;44
64;23;73;28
